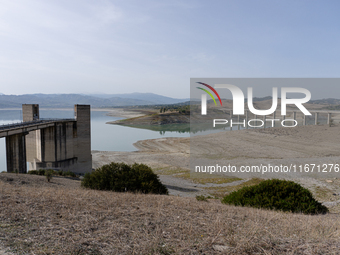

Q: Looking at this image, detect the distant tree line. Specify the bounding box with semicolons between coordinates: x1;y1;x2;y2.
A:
324;105;340;110
159;105;190;114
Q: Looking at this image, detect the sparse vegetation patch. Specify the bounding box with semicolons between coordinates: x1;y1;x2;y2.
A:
222;179;328;214
28;169;77;178
81;162;168;195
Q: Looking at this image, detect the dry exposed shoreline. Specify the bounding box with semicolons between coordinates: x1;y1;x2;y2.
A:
92;120;340;212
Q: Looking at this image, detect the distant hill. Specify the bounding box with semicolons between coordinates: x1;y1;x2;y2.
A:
309;98;340;105
1;93;337;109
0;93;189;108
85;93;189;104
245;96;274;102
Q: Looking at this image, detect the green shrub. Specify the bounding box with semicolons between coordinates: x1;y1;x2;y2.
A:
45;169;54;182
63;171;76;177
81;162;168;195
28;169;47;175
222;179;328;215
28;169;76;178
38;169;46;176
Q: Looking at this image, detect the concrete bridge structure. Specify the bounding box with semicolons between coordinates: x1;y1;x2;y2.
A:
1;104;92;174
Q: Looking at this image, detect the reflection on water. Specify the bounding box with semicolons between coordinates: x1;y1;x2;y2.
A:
120;123;228;136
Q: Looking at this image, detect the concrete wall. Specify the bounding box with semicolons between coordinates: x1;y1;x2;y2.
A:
22;104;92;174
74;105;92;173
22;104;39;122
6;133;27;173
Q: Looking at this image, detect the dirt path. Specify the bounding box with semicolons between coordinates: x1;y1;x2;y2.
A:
159;175;250;197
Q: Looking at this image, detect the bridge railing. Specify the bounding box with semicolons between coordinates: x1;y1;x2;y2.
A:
40;118;75;121
0;118;76;131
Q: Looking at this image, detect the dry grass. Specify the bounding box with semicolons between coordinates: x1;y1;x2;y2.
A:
205;178;264;198
185;175;241;185
153;166;187;176
1;174;340;254
313;186;335;201
154;167;241;185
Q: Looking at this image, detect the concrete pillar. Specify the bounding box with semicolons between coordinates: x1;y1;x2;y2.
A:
245;110;248;129
237;115;240;130
273;111;276;127
254;115;257;129
6;133;27;173
22;104;39;122
315;112;319;125
303;115;307;125
74;105;92;173
24;104;41;171
39;126;56;163
292;112;297;126
328;113;332;125
263;115;266;129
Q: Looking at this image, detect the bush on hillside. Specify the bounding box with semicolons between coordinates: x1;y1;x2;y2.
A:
81;162;168;195
222;179;328;215
28;169;46;175
45;169;53;182
28;169;77;178
57;170;77;177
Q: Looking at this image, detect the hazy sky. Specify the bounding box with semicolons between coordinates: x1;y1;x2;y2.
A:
1;0;340;98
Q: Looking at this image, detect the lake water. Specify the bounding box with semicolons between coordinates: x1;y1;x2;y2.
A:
0;109;223;172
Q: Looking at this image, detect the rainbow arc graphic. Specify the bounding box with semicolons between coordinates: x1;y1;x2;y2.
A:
196;82;222;115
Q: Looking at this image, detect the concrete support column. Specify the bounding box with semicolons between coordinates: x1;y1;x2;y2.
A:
303;115;307;125
293;112;297;126
237;115;240;130
263;115;266;128
75;105;92;173
273;111;276;127
6;133;27;173
245;110;248;129
315;112;319;125
328;113;332;125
